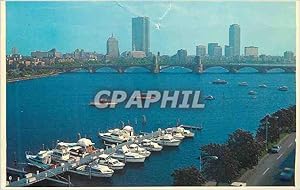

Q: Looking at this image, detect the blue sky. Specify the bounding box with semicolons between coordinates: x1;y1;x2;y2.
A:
6;1;296;56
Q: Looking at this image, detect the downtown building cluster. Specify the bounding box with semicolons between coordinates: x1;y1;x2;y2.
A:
6;18;295;67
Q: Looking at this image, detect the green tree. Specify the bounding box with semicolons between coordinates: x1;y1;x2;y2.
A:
201;143;240;185
171;166;206;186
256;115;280;145
227;129;261;169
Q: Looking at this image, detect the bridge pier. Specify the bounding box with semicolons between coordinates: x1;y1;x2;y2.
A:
228;68;238;73
193;63;203;74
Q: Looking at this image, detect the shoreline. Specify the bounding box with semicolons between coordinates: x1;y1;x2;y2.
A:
7;71;64;83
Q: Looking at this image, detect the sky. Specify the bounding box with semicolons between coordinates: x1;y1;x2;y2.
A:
6;1;296;56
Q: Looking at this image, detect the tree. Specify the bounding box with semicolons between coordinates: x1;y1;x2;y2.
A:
171;166;206;186
201;143;240;185
256;115;280;145
227;129;261;169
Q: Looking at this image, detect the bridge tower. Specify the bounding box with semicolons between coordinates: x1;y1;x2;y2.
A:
152;52;160;73
194;56;203;73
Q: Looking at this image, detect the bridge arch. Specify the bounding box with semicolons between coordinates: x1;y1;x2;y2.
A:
124;66;152;73
237;67;259;73
203;66;229;73
266;68;286;73
160;65;193;73
95;67;118;73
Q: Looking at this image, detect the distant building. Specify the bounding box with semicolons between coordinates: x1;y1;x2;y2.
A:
196;45;206;57
208;43;218;57
106;34;120;59
132;17;150;55
31;48;61;58
244;46;258;57
225;45;234;57
229;24;240;56
11;47;18;55
176;49;188;64
212;46;222;57
284;51;294;61
122;51;146;58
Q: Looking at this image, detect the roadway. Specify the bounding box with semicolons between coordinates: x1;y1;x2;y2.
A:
238;132;296;186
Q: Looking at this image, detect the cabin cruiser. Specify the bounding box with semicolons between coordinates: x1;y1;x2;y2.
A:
127;144;151;157
259;84;267;88
172;126;194;138
140;139;163;152
154;134;181;147
89;98;117;106
56;138;95;157
50;144;71;162
278;86;288;91
238;82;248;86
99;126;135;144
72;164;114;178
25;150;52;170
248;90;257;95
205;95;215;100
111;146;146;163
165;128;185;140
97;154;125;170
212;79;228;84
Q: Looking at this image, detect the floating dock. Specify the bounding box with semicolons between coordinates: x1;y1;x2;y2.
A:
7;130;164;187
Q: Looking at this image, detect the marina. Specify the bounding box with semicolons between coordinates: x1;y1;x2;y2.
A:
7;125;198;187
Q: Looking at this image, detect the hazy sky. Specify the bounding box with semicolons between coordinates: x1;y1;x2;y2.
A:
6;1;296;56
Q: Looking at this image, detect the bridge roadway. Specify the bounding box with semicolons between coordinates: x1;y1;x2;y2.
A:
7;130;163;187
34;63;296;73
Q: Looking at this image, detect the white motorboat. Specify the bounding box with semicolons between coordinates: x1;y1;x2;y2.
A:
99;126;135;144
183;129;195;138
278;86;288;91
111;146;146;163
212;79;228;84
140;139;163;152
259;84;267;88
248;90;257;95
50;147;71;162
97;154;125;170
127;144;151;157
72;164;114;178
205;95;215;100
156;134;181;147
172;132;185;140
25;150;52;170
238;82;248;86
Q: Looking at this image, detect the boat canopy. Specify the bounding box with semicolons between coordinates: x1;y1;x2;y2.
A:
123;125;133;132
77;138;95;147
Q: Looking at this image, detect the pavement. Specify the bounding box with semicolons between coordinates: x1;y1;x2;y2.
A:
238;132;296;186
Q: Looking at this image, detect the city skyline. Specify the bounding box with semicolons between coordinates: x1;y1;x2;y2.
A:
7;1;296;56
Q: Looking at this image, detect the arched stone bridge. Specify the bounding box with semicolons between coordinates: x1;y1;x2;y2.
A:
36;63;296;74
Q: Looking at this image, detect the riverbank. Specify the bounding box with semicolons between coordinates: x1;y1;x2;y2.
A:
7;71;63;83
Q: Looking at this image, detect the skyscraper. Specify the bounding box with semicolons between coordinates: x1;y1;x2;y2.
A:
196;45;206;57
225;45;233;57
212;46;222;57
106;34;119;58
229;24;240;56
208;43;218;57
132;17;150;55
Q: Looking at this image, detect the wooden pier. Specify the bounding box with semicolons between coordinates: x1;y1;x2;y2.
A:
7;130;163;187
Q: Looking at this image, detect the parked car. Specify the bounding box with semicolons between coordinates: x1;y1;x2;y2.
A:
280;168;294;181
230;182;247;187
270;145;281;153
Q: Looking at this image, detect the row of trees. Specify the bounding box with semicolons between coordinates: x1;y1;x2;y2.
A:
172;105;296;186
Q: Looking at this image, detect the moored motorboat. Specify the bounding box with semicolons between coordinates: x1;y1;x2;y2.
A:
212;79;228;84
238;82;248;86
140;139;163;152
97;154;125;170
278;86;288;91
248;90;257;95
204;95;215;100
99;126;135;144
127;144;151;157
25;150;52;170
259;84;267;88
111;146;146;163
71;164;114;178
155;134;181;147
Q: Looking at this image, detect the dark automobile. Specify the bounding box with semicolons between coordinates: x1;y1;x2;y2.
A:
279;168;294;181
